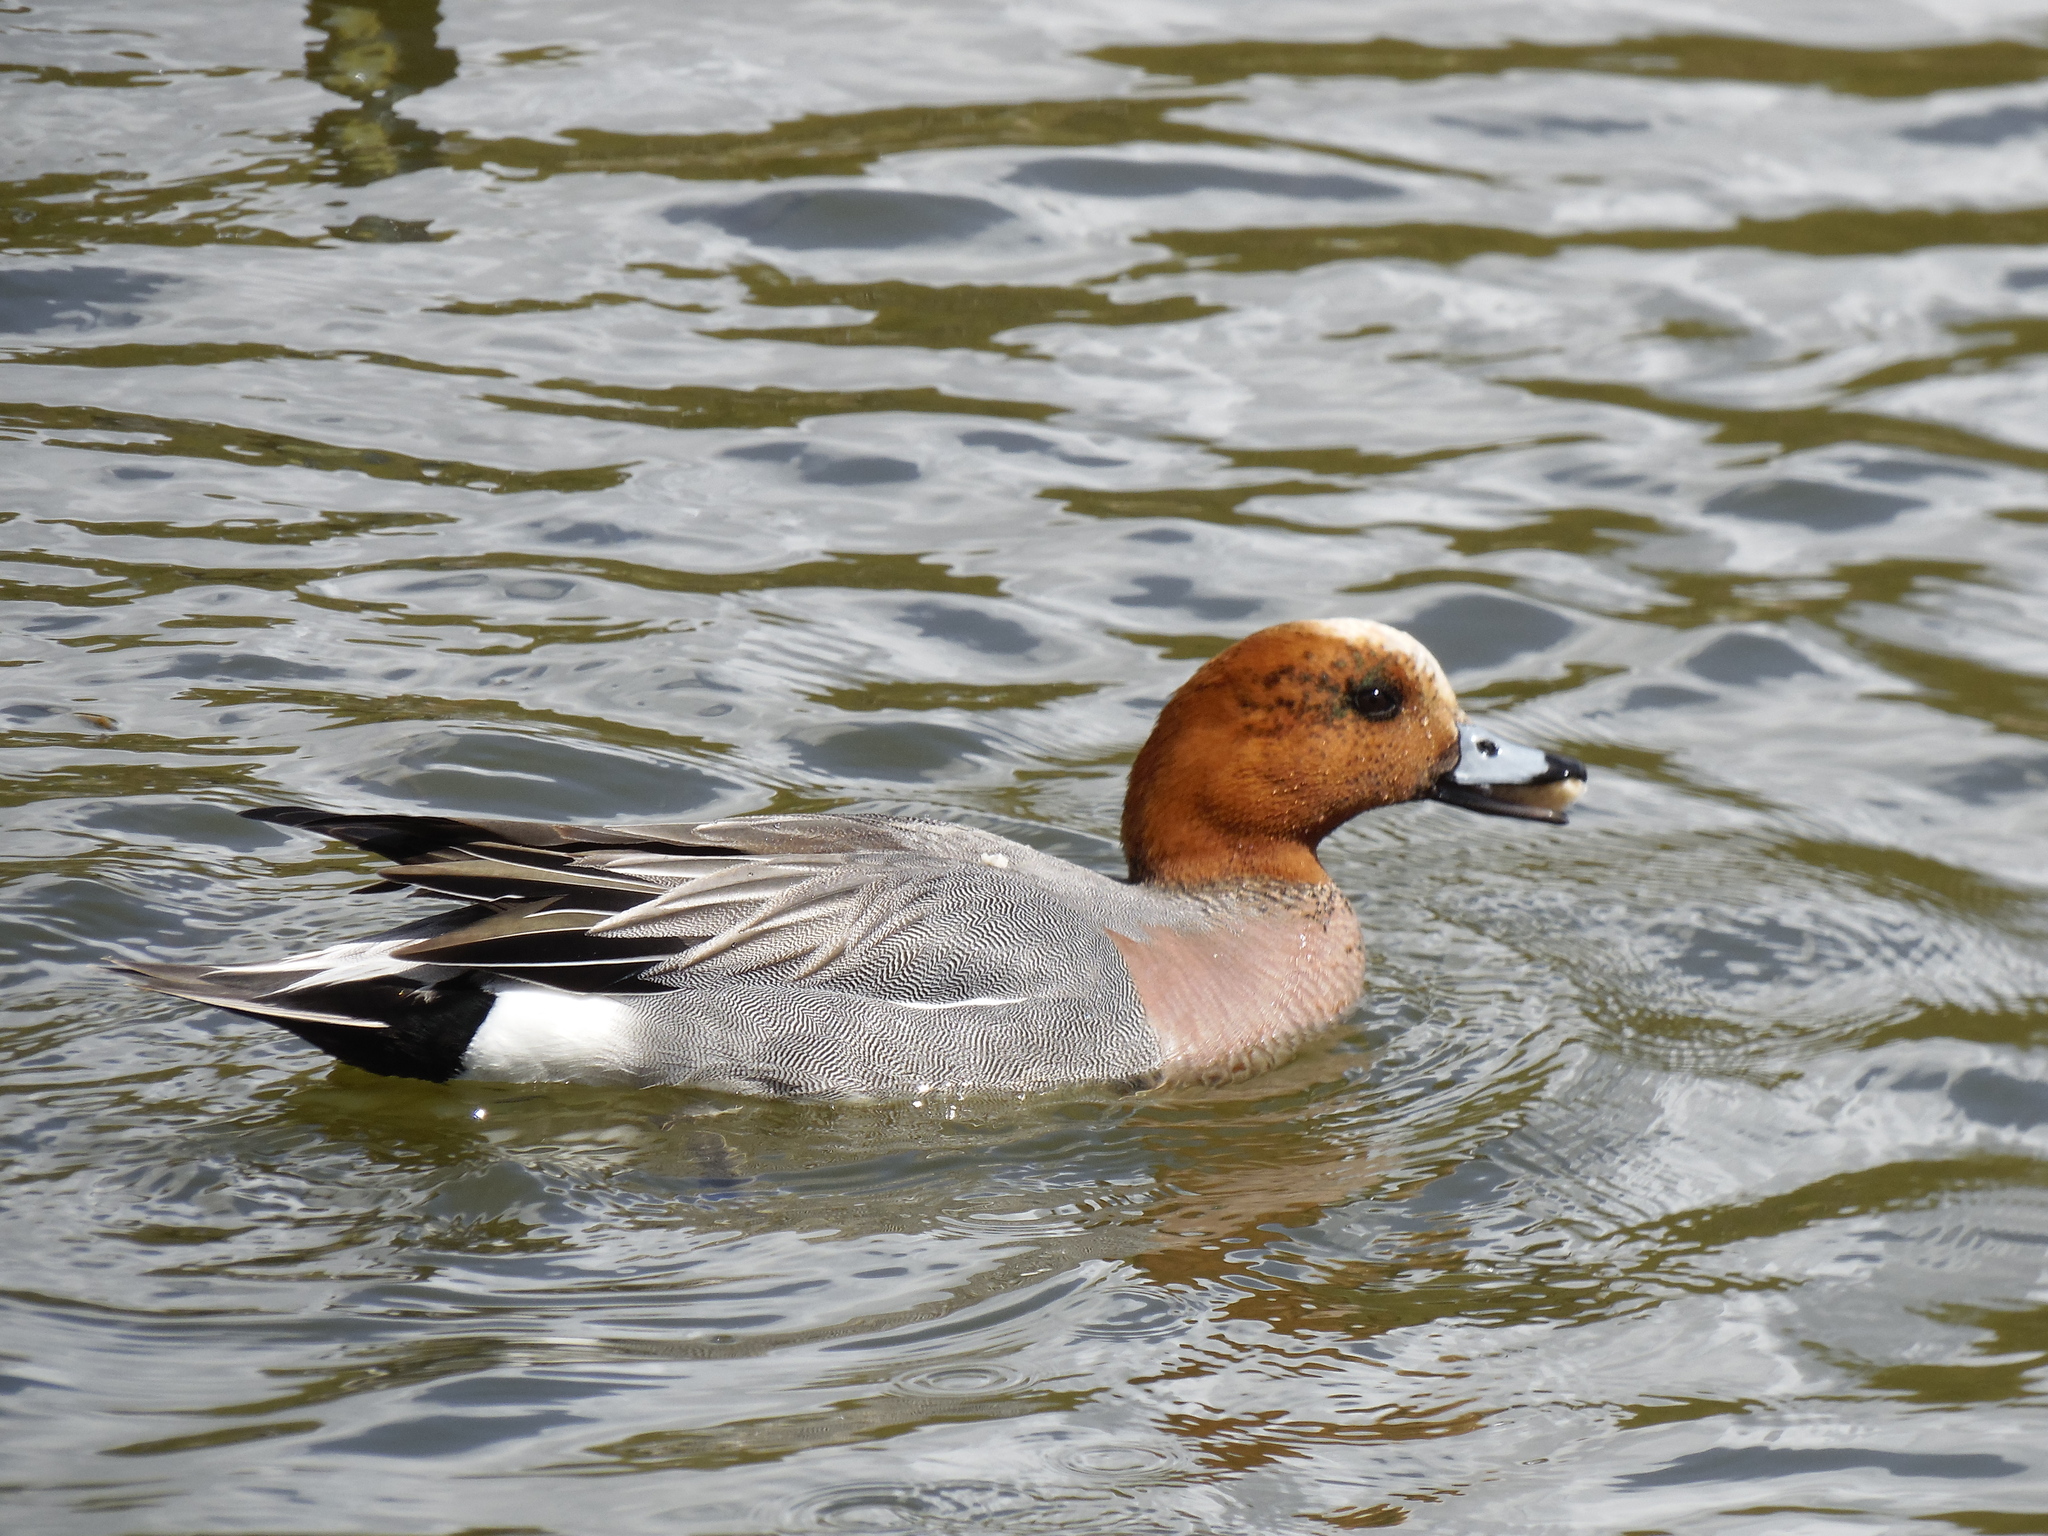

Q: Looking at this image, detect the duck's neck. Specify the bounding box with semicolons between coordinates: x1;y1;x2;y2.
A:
1121;735;1336;888
1124;820;1333;888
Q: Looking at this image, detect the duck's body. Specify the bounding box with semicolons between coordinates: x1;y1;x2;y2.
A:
121;620;1585;1099
129;811;1362;1094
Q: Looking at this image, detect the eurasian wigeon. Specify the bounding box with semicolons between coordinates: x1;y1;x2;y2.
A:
120;619;1586;1098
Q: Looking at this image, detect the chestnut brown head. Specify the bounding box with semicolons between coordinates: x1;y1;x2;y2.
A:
1121;619;1584;887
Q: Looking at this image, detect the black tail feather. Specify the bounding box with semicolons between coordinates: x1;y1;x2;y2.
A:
119;963;493;1083
259;975;493;1081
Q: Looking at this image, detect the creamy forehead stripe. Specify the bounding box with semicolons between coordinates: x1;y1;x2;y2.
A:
1302;617;1454;699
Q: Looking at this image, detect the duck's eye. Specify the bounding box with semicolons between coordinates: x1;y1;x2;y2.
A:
1350;683;1403;721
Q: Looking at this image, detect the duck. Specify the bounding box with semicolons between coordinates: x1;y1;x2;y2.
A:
118;619;1586;1100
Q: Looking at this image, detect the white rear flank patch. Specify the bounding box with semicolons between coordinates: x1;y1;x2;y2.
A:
460;986;643;1085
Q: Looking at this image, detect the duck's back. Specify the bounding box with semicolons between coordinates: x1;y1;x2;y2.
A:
567;815;1170;1097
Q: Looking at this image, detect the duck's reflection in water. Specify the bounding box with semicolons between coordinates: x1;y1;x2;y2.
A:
248;1045;1508;1487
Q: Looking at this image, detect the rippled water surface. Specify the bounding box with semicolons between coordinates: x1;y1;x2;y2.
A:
7;1;2048;1530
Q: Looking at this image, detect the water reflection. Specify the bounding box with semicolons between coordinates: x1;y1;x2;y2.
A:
666;190;1015;251
0;267;173;333
304;0;456;187
1087;33;2048;94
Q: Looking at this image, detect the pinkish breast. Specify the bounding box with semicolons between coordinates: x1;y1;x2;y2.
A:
1109;886;1366;1087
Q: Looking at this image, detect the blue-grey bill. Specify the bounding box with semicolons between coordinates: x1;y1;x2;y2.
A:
1433;722;1588;824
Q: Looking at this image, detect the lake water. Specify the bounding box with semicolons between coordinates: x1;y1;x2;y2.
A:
5;2;2048;1531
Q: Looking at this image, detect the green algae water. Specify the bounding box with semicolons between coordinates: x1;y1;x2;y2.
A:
5;2;2048;1530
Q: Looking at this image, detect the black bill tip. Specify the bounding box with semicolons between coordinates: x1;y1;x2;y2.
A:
1433;748;1588;824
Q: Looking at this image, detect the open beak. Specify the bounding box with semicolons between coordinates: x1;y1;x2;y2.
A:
1431;721;1588;825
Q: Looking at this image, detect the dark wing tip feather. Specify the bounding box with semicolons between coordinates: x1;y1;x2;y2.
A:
116;959;261;1001
242;805;498;861
239;804;744;863
112;959;206;989
240;805;328;828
